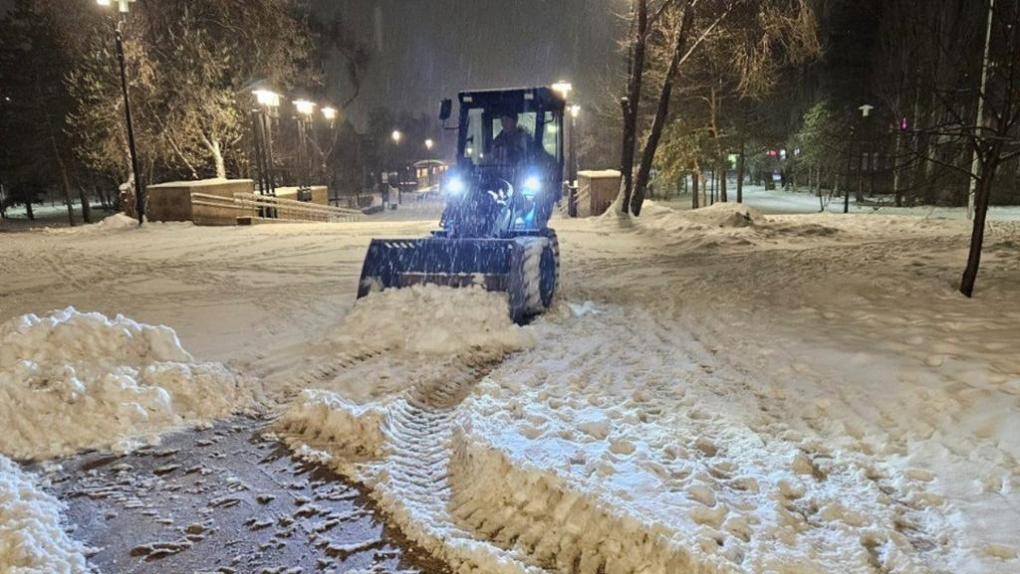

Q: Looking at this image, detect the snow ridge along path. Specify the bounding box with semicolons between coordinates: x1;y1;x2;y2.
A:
0;456;89;574
277;286;546;572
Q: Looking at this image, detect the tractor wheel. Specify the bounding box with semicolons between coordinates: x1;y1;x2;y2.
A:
508;237;557;322
542;229;560;304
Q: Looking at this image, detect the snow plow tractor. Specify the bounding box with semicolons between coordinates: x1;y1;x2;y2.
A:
357;87;566;323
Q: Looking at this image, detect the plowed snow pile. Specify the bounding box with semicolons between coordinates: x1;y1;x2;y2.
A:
272;285;535;404
0;456;89;573
0;307;251;460
626;202;840;249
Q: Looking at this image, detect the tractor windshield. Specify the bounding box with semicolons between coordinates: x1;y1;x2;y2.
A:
461;107;562;168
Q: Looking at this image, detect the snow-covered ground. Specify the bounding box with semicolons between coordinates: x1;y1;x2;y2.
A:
1;206;1018;573
658;184;1020;220
0;456;89;573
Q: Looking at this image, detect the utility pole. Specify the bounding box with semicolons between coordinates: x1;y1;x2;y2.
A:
968;0;995;220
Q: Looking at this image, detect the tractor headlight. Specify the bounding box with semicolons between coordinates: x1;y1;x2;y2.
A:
522;175;542;198
446;176;466;196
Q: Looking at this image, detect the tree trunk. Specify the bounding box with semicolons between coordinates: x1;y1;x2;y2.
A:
631;4;694;216
211;139;226;179
960;160;998;297
25;200;34;220
736;139;745;203
618;0;648;213
78;188;92;224
48;127;76;227
719;162;728;202
691;169;700;209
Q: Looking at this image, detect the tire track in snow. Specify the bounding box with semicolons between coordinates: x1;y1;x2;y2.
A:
371;362;546;572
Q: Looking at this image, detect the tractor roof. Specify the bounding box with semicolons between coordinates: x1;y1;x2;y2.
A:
458;87;565;111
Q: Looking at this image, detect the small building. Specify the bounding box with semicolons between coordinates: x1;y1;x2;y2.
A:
413;160;448;192
575;170;621;217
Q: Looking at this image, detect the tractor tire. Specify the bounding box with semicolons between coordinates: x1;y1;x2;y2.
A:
508;236;558;323
543;229;560;302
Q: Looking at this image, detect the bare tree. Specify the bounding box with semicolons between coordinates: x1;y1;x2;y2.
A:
618;0;820;215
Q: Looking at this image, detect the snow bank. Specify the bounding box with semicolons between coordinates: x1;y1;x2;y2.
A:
277;390;388;460
0;308;251;460
602;201;841;250
448;428;730;574
94;213;139;230
0;456;88;573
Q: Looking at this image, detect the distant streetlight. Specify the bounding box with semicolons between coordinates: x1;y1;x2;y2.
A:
294;99;316;117
97;0;133;13
846;103;874;214
569;105;581;119
254;89;281;109
392;130;403;144
321;106;338;122
425;138;434;151
552;81;573;99
96;0;143;225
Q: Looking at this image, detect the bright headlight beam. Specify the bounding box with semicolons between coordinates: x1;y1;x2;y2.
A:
447;177;466;195
523;175;542;197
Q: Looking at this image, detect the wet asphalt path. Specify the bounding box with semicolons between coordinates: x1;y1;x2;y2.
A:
42;418;451;574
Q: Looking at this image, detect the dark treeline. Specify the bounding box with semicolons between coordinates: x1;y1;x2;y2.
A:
0;0;425;224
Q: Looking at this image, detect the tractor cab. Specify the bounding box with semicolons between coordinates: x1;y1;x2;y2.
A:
439;88;566;238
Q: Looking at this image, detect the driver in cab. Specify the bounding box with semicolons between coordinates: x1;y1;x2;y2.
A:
492;111;529;166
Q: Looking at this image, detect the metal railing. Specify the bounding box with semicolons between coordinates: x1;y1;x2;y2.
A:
190;192;364;224
231;193;364;222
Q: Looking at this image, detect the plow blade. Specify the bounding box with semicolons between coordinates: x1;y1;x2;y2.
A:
357;237;554;323
358;238;515;297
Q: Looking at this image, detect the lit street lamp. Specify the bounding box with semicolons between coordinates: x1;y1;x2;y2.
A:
251;88;280;207
254;89;281;109
568;105;581;189
552;81;573;100
294;100;316;190
391;130;403;144
845;103;874;214
96;0;143;225
321;106;338;125
425;138;434;152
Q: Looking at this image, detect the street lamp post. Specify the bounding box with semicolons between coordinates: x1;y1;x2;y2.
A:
97;0;143;226
569;105;581;186
320;106;338;204
294;99;316;191
390;131;403;205
252;89;280;217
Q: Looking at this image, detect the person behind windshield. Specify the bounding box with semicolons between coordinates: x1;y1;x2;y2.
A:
492;112;529;166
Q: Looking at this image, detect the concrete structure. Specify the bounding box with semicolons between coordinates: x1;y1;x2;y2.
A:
146;179;254;223
576;170;621;217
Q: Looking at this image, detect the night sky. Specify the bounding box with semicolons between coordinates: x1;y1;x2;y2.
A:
317;0;627;125
1;1;627;125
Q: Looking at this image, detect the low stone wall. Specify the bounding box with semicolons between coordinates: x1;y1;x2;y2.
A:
146;179;255;223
